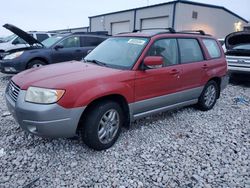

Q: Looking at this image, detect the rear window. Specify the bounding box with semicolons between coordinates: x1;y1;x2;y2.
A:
203;39;221;58
36;34;49;42
82;37;106;46
178;38;204;63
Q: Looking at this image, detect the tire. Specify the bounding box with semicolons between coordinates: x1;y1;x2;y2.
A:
82;100;124;150
197;80;219;111
27;60;46;69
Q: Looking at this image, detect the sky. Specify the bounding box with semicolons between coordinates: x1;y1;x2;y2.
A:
0;0;249;37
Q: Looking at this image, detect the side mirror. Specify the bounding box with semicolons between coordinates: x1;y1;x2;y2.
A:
54;44;64;50
143;56;164;69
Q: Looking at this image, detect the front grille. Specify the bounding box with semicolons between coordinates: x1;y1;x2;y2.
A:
7;81;20;102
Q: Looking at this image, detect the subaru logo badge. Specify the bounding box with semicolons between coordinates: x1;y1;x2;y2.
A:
9;85;15;93
11;86;15;92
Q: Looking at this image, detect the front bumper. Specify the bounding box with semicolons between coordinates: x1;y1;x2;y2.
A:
5;89;86;138
0;59;25;74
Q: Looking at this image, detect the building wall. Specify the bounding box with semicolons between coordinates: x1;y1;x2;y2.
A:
90;4;174;34
175;3;248;38
135;4;174;30
90;2;248;37
50;27;89;33
90;11;135;33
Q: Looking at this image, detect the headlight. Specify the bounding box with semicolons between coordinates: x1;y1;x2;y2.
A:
3;51;24;60
25;87;65;104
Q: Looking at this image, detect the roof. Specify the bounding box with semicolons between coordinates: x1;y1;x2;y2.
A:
89;0;248;23
49;26;89;33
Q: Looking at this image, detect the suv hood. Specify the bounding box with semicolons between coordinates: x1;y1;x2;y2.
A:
3;24;44;47
12;61;123;90
225;31;250;50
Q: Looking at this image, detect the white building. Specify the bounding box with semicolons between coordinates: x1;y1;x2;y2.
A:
89;0;248;38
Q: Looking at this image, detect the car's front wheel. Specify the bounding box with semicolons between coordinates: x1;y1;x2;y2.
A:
82;100;124;150
197;80;219;111
27;60;46;69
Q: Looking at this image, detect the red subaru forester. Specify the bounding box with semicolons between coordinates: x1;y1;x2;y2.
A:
5;30;228;150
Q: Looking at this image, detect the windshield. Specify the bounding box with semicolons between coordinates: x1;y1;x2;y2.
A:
42;35;63;47
84;37;149;69
233;44;250;50
2;34;16;42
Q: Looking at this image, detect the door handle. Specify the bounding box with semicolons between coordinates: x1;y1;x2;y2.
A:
202;64;208;69
169;69;180;75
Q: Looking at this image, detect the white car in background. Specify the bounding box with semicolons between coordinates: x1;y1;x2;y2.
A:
0;24;55;59
225;31;250;78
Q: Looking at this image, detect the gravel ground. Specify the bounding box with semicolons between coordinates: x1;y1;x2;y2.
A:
0;72;249;188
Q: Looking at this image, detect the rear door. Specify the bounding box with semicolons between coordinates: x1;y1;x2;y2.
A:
177;38;207;98
134;38;182;115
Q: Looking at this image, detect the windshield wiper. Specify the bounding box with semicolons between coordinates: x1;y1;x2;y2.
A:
84;59;108;67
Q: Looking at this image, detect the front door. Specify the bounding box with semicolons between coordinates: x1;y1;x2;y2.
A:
133;38;182;115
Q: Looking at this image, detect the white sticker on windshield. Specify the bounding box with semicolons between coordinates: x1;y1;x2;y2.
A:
128;39;145;45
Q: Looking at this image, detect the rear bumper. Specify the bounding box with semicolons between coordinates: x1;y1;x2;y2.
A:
5;90;85;138
228;65;250;74
226;55;250;74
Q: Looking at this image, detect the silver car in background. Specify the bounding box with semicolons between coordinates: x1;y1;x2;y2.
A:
225;31;250;78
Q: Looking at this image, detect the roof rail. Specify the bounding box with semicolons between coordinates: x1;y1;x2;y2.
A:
72;31;109;35
137;27;176;33
178;30;206;35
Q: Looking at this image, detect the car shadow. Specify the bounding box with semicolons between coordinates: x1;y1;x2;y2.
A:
229;76;250;88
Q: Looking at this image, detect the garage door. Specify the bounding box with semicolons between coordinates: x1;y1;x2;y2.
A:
141;16;169;30
111;21;130;35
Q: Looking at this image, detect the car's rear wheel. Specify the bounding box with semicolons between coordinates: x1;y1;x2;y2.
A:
197;80;219;111
27;60;46;69
82;100;124;150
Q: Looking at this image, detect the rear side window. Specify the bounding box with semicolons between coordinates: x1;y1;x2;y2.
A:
178;38;204;63
58;36;80;48
203;39;221;58
82;37;106;46
36;34;49;42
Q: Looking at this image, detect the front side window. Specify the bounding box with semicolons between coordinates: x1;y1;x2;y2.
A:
58;36;80;48
203;39;221;59
178;38;204;63
147;38;179;67
84;37;149;69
